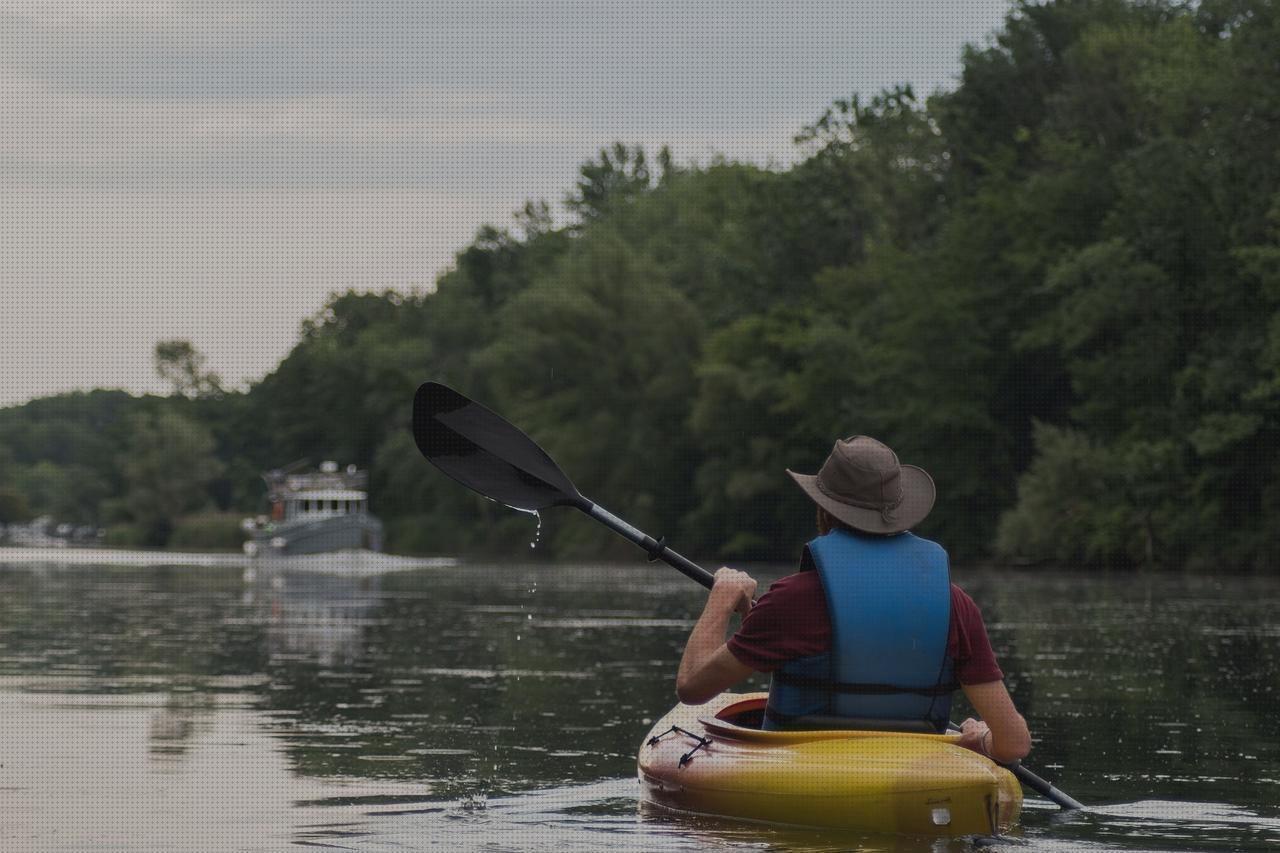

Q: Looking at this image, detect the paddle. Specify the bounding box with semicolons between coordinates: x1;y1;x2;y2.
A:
411;381;715;590
411;381;1084;811
1007;762;1085;811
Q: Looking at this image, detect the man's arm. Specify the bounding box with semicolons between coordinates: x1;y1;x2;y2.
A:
958;680;1032;763
675;568;757;705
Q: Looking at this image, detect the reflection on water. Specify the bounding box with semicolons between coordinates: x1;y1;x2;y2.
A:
0;559;1277;851
242;567;385;667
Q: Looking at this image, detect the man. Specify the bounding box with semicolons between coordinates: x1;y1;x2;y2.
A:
676;436;1031;763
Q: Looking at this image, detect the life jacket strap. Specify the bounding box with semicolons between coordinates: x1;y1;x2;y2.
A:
771;669;959;696
763;704;946;734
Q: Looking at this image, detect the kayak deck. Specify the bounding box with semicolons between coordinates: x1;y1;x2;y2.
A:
637;693;1022;838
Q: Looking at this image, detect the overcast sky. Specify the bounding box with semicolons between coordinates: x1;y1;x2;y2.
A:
0;1;1012;407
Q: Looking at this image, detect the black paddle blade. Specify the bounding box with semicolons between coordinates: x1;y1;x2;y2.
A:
412;382;584;512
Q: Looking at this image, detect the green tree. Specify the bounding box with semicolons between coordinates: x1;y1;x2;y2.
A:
996;424;1190;567
475;231;704;556
0;486;32;524
687;304;861;557
985;0;1280;568
108;410;225;546
566;142;664;223
155;340;223;398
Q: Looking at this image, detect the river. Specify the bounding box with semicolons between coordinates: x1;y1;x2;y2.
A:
0;557;1276;851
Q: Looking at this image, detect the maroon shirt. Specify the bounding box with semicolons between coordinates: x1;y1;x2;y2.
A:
727;569;1005;685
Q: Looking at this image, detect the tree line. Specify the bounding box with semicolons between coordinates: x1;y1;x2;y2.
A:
2;0;1278;569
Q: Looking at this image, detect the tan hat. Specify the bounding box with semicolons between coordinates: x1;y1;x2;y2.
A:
787;436;935;535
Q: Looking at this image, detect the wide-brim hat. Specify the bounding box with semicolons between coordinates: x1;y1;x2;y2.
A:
787;436;935;535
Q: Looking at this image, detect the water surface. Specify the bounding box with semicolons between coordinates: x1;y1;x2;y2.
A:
0;558;1276;850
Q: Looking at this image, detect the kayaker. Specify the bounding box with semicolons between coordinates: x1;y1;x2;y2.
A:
675;436;1032;763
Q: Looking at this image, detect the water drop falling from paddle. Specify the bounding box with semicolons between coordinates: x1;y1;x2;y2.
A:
528;510;542;549
481;497;543;550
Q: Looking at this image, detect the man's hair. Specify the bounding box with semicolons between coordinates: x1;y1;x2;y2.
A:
818;507;895;537
817;508;852;534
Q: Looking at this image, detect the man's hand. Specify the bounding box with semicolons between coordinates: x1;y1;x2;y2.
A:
710;567;757;618
957;717;993;757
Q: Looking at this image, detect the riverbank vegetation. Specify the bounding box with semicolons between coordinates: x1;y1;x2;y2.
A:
2;0;1277;569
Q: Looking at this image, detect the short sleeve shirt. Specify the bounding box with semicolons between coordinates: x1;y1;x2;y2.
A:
726;567;1005;685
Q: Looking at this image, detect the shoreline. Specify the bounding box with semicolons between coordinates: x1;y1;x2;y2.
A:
0;546;457;573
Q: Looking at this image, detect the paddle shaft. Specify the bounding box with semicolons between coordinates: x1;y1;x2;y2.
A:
1007;762;1085;810
583;501;716;589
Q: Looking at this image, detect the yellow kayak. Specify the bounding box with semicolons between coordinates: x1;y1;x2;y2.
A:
637;693;1022;838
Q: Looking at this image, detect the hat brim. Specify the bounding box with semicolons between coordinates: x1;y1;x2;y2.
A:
787;464;935;535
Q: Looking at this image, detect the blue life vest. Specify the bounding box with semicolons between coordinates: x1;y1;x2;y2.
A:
763;529;957;732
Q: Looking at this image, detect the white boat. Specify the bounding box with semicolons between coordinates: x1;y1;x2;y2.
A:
242;461;384;557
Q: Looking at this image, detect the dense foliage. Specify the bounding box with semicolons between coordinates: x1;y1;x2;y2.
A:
3;0;1277;568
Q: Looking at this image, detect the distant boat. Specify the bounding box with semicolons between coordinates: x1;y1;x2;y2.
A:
242;461;384;557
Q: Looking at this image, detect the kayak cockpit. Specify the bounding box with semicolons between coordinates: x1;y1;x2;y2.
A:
700;694;963;745
711;695;766;728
